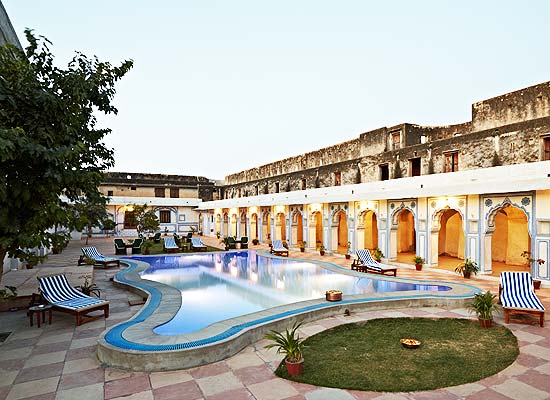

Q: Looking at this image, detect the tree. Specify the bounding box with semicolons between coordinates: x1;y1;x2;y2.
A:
129;204;160;235
101;218;116;237
71;195;109;245
0;30;133;282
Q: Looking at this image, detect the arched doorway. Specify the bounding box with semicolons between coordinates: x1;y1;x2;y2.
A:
310;212;323;249
215;214;222;236
358;210;378;250
396;209;415;263
291;210;303;246
490;205;530;274
331;211;348;254
262;211;271;242
223;213;229;237
230;213;238;237
239;211;247;237
431;208;465;270
275;212;286;241
250;213;258;241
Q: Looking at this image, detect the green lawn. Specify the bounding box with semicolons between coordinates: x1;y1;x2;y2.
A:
144;241;222;255
275;318;519;392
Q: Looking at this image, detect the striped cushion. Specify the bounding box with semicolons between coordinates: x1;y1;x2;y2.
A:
81;247;117;262
191;238;206;248
164;237;178;249
500;272;545;311
356;249;392;272
38;274;107;311
272;240;286;251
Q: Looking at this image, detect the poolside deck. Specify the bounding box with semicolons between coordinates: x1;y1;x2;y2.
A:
1;237;549;399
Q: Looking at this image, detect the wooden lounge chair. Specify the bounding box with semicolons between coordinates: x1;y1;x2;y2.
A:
271;240;289;257
351;249;397;277
38;274;109;326
131;237;143;254
240;236;249;249
114;239;126;255
191;237;207;252
163;237;179;253
81;247;120;268
499;271;545;327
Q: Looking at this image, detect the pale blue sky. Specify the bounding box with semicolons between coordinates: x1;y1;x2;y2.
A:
4;1;549;179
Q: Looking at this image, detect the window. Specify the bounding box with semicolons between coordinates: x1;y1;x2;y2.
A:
107;190;113;197
392;132;401;150
444;151;459;172
255;185;259;195
380;164;389;181
274;182;280;193
409;158;421;177
130;186;136;191
543;137;550;161
334;172;341;186
301;178;307;190
124;211;136;229
264;185;268;194
170;188;179;198
155;188;165;197
159;210;171;223
238;189;241;197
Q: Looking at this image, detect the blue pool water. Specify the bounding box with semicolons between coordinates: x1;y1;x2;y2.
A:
133;251;451;335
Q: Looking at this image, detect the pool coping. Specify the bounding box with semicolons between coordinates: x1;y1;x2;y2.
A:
97;250;481;371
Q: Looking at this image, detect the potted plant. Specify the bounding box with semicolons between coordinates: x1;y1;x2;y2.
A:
413;255;424;271
216;231;221;239
319;245;326;256
372;248;384;262
468;290;499;328
252;238;259;245
521;251;544;289
264;322;305;377
75;275;101;297
455;258;479;279
142;240;154;255
298;240;306;253
345;242;351;260
220;237;231;251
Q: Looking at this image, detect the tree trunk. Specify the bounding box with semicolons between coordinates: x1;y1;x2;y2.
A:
0;246;8;284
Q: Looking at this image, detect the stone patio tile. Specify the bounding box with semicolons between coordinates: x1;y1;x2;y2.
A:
205;387;254;400
346;390;380;399
23;351;67;369
492;379;549;400
59;368;105;390
149;370;193;389
69;337;98;350
196;371;243;397
55;383;104;400
0;347;32;362
32;341;72;356
368;394;409;400
0;359;25;372
62;357;100;374
6;376;59;400
111;391;153;400
0;370;19;388
14;362;64;384
405;389;459;399
7;329;43;341
445;382;486;397
2;337;41;351
304;388;355;400
521;344;550;361
516;370;550;392
65;345;97;361
287;381;320;395
233;364;276;386
248;378;299;400
152;380;202;400
226;351;266;370
189;362;230;379
513;330;545;343
37;332;73;346
104;369;147;382
298;324;325;337
72;328;105;340
104;375;151;399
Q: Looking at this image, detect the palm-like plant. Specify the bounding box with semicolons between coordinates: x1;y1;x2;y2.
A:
468;291;499;320
264;322;305;363
75;275;101;297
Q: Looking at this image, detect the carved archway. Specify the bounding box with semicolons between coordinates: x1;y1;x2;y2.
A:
290;209;303;245
430;207;465;268
358;209;378;250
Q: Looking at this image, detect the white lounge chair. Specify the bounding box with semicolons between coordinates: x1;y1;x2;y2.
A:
270;240;289;257
351;249;397;276
81;247;120;268
38;273;109;326
500;271;545;327
163;237;179;253
191;237;207;252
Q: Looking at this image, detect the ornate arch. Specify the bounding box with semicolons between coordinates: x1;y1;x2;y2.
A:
331;209;348;227
390;202;416;228
357;209;378;229
431;206;466;233
485;197;532;235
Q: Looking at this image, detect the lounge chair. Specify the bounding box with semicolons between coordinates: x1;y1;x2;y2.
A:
163;237;179;253
271;240;289;257
227;236;237;249
132;237;144;254
81;247;120;268
186;232;193;244
500;271;545;327
191;237;207;252
114;239;126;255
240;236;249;249
351;249;397;277
38;274;109;326
152;232;161;243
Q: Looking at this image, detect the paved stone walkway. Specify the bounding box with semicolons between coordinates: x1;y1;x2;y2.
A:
1;238;549;400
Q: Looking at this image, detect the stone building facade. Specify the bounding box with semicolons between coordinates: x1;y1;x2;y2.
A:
198;81;550;282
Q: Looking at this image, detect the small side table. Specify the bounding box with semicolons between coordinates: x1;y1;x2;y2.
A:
28;305;52;328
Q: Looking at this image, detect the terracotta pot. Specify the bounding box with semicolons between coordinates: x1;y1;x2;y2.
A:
285;358;304;376
415;264;422;271
463;271;471;279
300;248;305;253
345;254;351;260
326;291;342;302
320;251;325;256
534;280;542;290
479;318;493;328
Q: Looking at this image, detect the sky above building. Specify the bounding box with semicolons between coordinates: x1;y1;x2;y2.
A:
3;1;550;180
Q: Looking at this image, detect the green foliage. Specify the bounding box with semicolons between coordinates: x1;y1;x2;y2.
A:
101;218;116;232
0;285;17;300
455;258;479;276
298;240;306;249
75;275;101;297
413;255;424;265
129;204;160;235
71;194;108;244
264;322;305;363
0;29;132;282
468;291;499;320
372;248;384;262
83;256;95;265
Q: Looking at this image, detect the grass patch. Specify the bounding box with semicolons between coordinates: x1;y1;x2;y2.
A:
146;241;222;255
275;318;519;392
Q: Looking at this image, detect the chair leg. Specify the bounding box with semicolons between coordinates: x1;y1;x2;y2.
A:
104;305;109;319
541;312;545;327
504;309;510;324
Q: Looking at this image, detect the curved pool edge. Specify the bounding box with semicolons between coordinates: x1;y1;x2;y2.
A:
98;253;481;372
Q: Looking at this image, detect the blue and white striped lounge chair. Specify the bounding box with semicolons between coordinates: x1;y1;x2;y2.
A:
351;249;397;277
270;240;289;257
81;247;120;268
163;237;179;253
191;237;207;252
500;271;545;327
38;274;109;326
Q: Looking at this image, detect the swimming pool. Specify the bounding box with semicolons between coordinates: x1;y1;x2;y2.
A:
136;251;451;335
